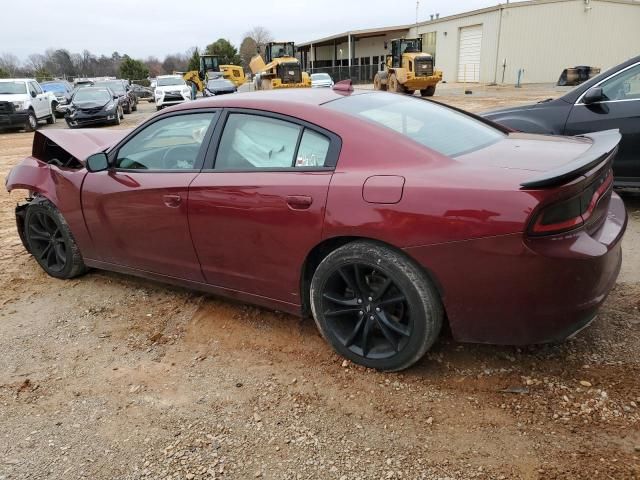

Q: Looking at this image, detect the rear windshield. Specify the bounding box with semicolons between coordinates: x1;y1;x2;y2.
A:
94;81;125;94
42;83;67;93
157;77;185;87
74;89;111;102
325;93;504;157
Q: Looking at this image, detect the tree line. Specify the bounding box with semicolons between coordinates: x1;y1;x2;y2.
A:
0;26;275;85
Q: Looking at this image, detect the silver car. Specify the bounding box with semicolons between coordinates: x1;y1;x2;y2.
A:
310;73;334;88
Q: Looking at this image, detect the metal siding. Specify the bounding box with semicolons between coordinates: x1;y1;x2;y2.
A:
496;0;640;83
411;11;500;83
457;25;483;82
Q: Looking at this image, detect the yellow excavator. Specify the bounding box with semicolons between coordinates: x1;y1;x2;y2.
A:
250;42;310;90
373;38;442;96
183;54;246;93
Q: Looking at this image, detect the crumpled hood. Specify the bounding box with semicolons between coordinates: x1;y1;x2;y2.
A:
33;128;131;163
72;100;109;109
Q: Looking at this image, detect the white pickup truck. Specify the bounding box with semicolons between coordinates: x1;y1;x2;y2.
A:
0;78;57;131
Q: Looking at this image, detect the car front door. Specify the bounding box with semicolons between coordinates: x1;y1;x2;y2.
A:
29;81;46;118
565;62;640;183
81;110;219;280
188;110;340;305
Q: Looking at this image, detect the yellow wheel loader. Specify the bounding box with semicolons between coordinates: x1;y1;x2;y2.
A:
249;42;310;90
373;38;442;96
183;54;246;94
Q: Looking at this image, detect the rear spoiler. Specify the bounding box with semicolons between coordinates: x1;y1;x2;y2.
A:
520;129;621;189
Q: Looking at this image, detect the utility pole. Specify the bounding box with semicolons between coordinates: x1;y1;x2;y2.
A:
415;0;420;25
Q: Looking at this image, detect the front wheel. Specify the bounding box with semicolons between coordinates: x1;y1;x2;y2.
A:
24;199;87;279
47;103;57;124
420;86;436;97
310;241;443;371
112;107;122;125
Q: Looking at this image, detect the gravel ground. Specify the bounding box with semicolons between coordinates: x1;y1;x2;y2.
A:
0;86;639;480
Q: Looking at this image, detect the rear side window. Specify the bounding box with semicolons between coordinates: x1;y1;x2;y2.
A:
326;93;504;157
215;113;332;170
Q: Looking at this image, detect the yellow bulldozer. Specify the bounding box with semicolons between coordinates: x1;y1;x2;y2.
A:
183;54;246;93
373;38;442;96
250;42;310;90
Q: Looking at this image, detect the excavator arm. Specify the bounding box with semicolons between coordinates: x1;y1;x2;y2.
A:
183;71;204;92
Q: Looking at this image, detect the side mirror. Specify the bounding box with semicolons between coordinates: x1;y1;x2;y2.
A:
30;91;37;98
113;94;119;99
86;152;110;173
583;86;604;105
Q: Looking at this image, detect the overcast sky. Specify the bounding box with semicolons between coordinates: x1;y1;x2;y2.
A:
3;0;511;61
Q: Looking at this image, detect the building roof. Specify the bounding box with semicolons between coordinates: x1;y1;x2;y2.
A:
297;0;640;47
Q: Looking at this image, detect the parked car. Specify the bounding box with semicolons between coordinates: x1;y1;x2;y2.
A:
310;72;334;88
154;75;192;110
65;87;123;128
130;83;154;102
41;80;74;117
0;78;57;131
203;78;237;96
484;55;640;188
5;87;627;371
93;80;137;114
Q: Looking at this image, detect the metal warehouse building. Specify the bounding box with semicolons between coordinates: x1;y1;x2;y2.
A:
297;0;640;84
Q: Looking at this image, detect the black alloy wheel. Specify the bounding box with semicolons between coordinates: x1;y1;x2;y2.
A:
27;210;68;274
310;241;443;371
321;263;412;359
24;199;87;279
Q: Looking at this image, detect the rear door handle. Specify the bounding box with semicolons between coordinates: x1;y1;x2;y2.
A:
163;194;182;208
286;195;313;210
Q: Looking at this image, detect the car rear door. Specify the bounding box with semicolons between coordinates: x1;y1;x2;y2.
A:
29;81;46;118
565;62;640;183
81;110;219;280
188;109;340;305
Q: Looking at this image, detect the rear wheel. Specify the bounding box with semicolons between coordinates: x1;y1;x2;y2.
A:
124;101;131;114
420;86;436;97
25;110;38;132
24;199;87;279
373;73;384;91
310;241;443;371
405;89;415;95
47;103;57;124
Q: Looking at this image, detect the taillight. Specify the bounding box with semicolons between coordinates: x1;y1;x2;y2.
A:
529;170;613;235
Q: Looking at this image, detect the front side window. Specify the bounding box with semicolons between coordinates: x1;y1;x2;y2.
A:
116;113;215;170
326;93;504;157
601;63;640;101
215;113;332;170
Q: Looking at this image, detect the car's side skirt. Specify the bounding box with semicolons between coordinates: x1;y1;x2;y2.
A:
84;258;303;317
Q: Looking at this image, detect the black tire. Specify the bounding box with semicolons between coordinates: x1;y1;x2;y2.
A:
405;89;415;95
156;105;163;111
124;101;131;114
420;86;436;97
310;241;443;371
24;198;87;279
132;99;137;111
112;107;122;125
25;109;38;132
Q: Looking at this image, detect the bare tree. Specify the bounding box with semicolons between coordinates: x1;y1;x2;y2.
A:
26;53;46;73
0;53;21;76
244;26;273;53
239;37;258;69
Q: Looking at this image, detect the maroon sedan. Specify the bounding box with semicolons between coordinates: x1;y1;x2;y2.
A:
5;85;627;371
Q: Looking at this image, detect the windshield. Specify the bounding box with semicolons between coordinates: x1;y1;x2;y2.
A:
42;83;67;93
267;43;295;59
0;81;27;95
326;93;504;157
94;81;125;94
73;88;111;103
401;39;422;53
208;80;233;88
157;77;186;87
311;73;331;81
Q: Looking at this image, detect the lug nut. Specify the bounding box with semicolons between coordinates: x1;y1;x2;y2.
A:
376;307;381;312
368;297;373;301
357;299;363;304
369;315;375;320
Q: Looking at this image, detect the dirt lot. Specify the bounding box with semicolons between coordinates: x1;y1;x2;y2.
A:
1;86;639;480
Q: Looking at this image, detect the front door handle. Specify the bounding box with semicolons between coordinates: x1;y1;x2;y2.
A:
286;195;313;210
163;194;182;208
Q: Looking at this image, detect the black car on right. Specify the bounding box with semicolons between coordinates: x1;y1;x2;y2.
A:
484;55;640;188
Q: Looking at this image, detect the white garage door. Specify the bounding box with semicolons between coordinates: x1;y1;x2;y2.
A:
457;25;482;82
